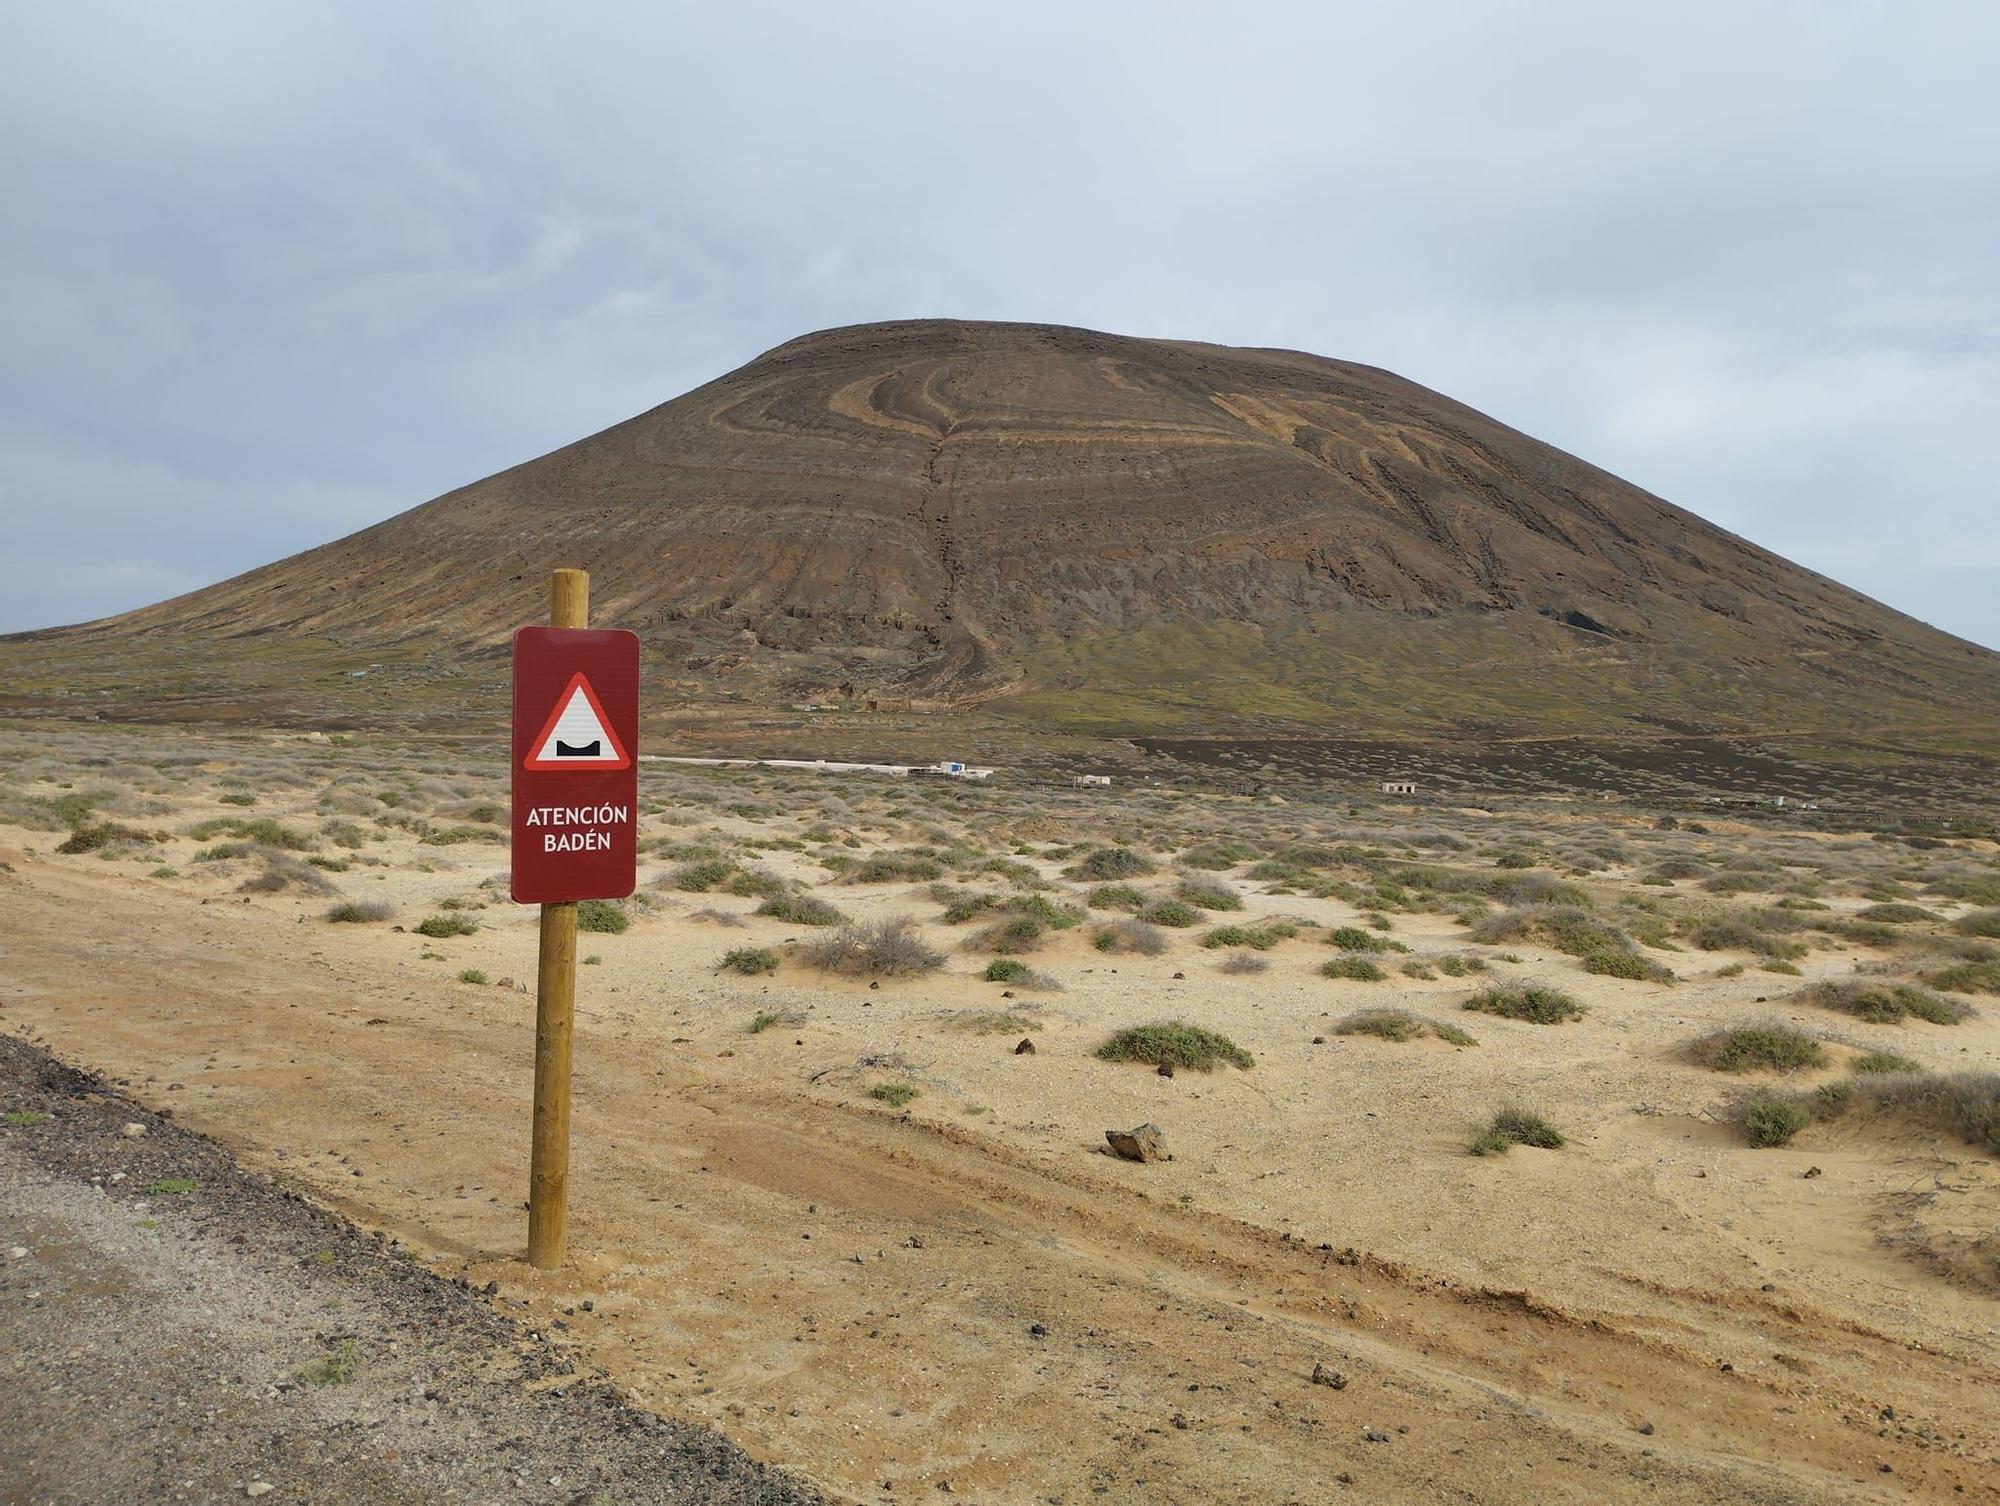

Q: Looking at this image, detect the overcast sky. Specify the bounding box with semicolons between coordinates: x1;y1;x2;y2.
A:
3;2;1995;646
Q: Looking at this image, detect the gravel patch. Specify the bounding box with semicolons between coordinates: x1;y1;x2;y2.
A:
0;1033;823;1506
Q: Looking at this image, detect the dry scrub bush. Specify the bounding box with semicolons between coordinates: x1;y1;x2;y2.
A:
239;854;338;896
326;900;394;923
799;916;944;977
1092;920;1165;955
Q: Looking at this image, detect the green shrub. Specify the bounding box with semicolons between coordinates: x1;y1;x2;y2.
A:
1320;956;1387;982
934;886;1002;923
843;851;948;884
1140;899;1200;928
1069;847;1155;881
1470;1108;1564;1155
1925;960;2000;996
1952;908;2000;938
1324;926;1392;953
1010;894;1085;929
671;858;734;893
186;817;313;851
294;1338;359;1388
1087;883;1149;913
1179;840;1259;870
1687;917;1805;960
721;947;779;976
868;1082;919;1108
1200;922;1296;951
456;968;489;985
1694;1025;1825;1073
1929;873;2000;905
1436;954;1487;978
1335;1008;1422;1042
1852;1050;1918;1074
1175;876;1243;912
1645;858;1708;882
1743;1096;1810;1147
1469;904;1625;957
724;868;789;900
758;894;846;926
1431;1020;1479;1047
1804;979;1972;1024
326;900;393;924
57;822;157;855
414;914;478;939
1462;985;1584;1025
985;958;1030;983
1491;874;1592;908
1097;1022;1253;1071
1247;859;1316;887
1583;949;1675;983
1856;903;1939;924
577;899;630;933
982;916;1046;954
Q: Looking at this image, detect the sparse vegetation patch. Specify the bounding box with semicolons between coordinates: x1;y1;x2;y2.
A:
1692;1024;1825;1073
1098;1022;1252;1072
720;946;779;975
1803;979;1972;1025
799;916;943;975
1470;1108;1564;1155
1462;984;1584;1024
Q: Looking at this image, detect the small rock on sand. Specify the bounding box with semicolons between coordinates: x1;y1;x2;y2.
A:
1104;1124;1167;1163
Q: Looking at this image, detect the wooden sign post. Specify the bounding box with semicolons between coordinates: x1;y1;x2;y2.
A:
529;568;585;1269
511;568;640;1270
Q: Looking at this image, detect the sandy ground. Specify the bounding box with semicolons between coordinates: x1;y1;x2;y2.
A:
2;733;1998;1502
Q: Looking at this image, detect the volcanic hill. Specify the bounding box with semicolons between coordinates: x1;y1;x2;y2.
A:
15;320;2000;759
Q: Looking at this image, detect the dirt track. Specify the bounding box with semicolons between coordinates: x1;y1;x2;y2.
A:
4;848;1995;1504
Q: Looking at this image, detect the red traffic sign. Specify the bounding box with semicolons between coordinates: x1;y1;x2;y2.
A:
511;627;639;904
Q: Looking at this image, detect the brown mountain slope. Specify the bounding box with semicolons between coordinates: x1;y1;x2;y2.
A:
28;319;2000;743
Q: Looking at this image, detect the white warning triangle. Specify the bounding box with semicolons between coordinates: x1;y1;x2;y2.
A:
524;672;630;770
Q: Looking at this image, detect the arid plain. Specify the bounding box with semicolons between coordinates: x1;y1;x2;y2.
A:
3;720;1998;1503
